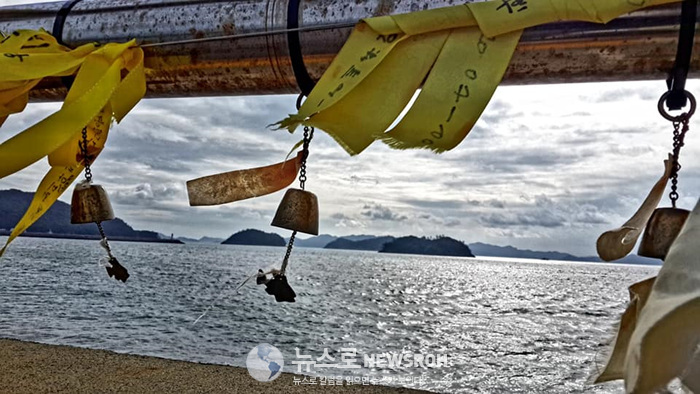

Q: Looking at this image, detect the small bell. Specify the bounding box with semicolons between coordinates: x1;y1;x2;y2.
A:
70;182;115;224
271;188;319;235
638;207;690;260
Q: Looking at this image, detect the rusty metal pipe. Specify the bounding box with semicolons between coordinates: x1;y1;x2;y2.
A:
0;0;697;100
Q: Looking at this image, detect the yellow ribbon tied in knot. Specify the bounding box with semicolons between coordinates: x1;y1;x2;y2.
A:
0;29;145;256
274;0;680;156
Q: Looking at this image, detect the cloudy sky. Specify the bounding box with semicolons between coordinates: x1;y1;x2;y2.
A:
2;2;699;257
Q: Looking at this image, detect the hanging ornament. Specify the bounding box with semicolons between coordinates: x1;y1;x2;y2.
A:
70;127;129;282
257;120;318;302
271;189;319;235
596;155;673;262
186;152;303;206
638;91;695;260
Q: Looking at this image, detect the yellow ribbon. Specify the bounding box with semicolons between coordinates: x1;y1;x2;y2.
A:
0;29;145;257
274;0;680;155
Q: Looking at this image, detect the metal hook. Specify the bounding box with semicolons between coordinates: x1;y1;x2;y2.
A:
295;93;306;110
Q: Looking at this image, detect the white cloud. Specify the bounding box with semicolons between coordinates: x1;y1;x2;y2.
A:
4;81;700;255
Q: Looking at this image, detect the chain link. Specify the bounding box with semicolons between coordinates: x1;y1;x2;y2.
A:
79;127;93;182
669;116;690;207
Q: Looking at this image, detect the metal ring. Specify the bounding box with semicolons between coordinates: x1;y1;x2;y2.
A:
658;90;696;122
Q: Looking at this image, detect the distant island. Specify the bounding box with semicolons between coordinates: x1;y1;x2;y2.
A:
468;242;591;261
296;233;659;264
1;188;660;265
380;236;474;257
222;229;286;246
325;236;395;251
0;189;182;244
178;236;224;244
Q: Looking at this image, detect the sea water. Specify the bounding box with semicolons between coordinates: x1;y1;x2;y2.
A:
0;237;658;393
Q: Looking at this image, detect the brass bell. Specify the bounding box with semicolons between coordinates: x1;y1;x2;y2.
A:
271;188;319;235
70;182;115;224
638;207;690;260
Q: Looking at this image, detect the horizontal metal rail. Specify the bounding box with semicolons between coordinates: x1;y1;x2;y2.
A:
0;0;697;100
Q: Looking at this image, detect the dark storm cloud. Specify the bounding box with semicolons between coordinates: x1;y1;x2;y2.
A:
140;96;294;131
440;143;589;174
416;213;462;227
106;98;300;174
479;212;565;228
584;86;658;103
330;213;352;220
483;151;581;171
476;194;612;230
360;203;408;222
482;199;506;208
346;175;381;186
111;182;184;204
399;198;506;210
479;99;526;125
399;198;465;210
102;131;281;172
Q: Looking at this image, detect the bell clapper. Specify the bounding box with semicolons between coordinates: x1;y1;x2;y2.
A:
638;91;696;260
71;127;129;282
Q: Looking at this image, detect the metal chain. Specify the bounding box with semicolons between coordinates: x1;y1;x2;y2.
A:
298;126;314;190
280;231;296;275
658;90;694;207
79;127;93;182
669;116;690;207
80;127;115;259
280;125;314;275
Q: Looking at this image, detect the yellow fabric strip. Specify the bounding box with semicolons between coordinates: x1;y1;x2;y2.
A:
0;80;40;126
308;31;450;155
381;27;521;152
0;55;122;177
111;47;146;122
0;29;145;256
275;24;406;133
0;47;97;81
274;0;682;155
469;0;681;38
0;106;111;257
390;5;477;36
0;40;141;177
